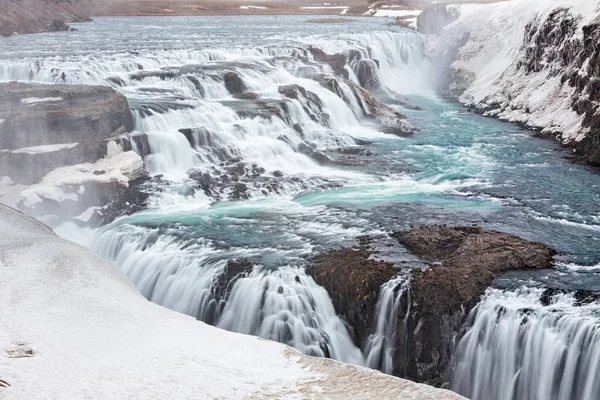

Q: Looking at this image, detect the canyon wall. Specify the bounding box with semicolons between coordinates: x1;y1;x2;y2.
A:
424;0;600;166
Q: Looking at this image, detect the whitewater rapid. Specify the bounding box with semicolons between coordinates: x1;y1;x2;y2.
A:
3;16;599;398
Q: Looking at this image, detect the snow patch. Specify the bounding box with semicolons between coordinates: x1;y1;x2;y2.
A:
20;97;63;104
11;142;78;154
19;151;143;207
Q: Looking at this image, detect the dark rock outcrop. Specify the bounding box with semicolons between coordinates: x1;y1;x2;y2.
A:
395;225;556;384
352;59;381;91
540;287;600;306
0;82;133;150
309;247;398;344
344;79;415;136
223;71;247;95
307;47;349;79
399;226;556;317
309;226;555;385
278;84;329;126
0;0;96;37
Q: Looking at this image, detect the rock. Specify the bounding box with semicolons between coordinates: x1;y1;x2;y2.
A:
203;258;254;324
0;82;133;150
343;79;416;135
540;287;600;306
48;19;70;32
353;59;381;91
308;47;349;79
309;226;555;385
278;84;329;126
297;142;332;165
394;225;556;384
231;182;249;200
233;92;259;100
91;174;152;226
189;171;213;196
223;72;247;95
16;151;147;224
179;127;217;148
309;247;398;345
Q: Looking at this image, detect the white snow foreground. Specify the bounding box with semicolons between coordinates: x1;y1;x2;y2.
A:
436;0;599;141
0;204;464;400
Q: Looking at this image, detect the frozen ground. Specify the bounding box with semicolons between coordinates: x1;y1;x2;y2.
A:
0;204;464;399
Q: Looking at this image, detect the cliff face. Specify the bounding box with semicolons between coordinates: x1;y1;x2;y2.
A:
519;10;600;166
427;0;600;167
0;0;109;36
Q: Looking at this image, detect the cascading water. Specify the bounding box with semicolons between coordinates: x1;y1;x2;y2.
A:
451;288;600;400
4;16;599;395
364;275;412;375
217;267;365;365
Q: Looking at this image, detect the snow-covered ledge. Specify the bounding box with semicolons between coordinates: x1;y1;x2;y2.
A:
0;204;464;399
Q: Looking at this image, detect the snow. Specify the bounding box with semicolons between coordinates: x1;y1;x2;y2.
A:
239;5;268;10
20;97;63;104
301;6;349;9
438;0;600;142
11;143;78;154
373;10;421;18
15;151;143;208
0;204;465;399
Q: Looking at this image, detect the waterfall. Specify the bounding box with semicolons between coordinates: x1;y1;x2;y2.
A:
90;207;367;367
363;275;412;375
451;288;600;400
3;23;439;371
217;267;365;365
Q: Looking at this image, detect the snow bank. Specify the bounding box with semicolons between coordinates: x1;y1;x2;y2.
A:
20;97;63;104
11;143;78;154
438;0;600;142
0;204;465;399
19;151;143;207
239;5;268;10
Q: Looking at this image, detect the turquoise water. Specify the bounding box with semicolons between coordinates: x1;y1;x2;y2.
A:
104;94;600;287
7;15;598;386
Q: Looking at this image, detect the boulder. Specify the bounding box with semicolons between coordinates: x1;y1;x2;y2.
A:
308;47;349;79
0;82;133;150
353;59;381;91
344;79;415;135
223;72;247;95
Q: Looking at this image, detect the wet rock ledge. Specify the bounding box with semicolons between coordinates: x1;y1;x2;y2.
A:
0;82;150;224
309;225;556;385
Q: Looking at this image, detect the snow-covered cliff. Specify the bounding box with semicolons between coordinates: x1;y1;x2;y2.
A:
0;204;464;399
430;0;600;166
